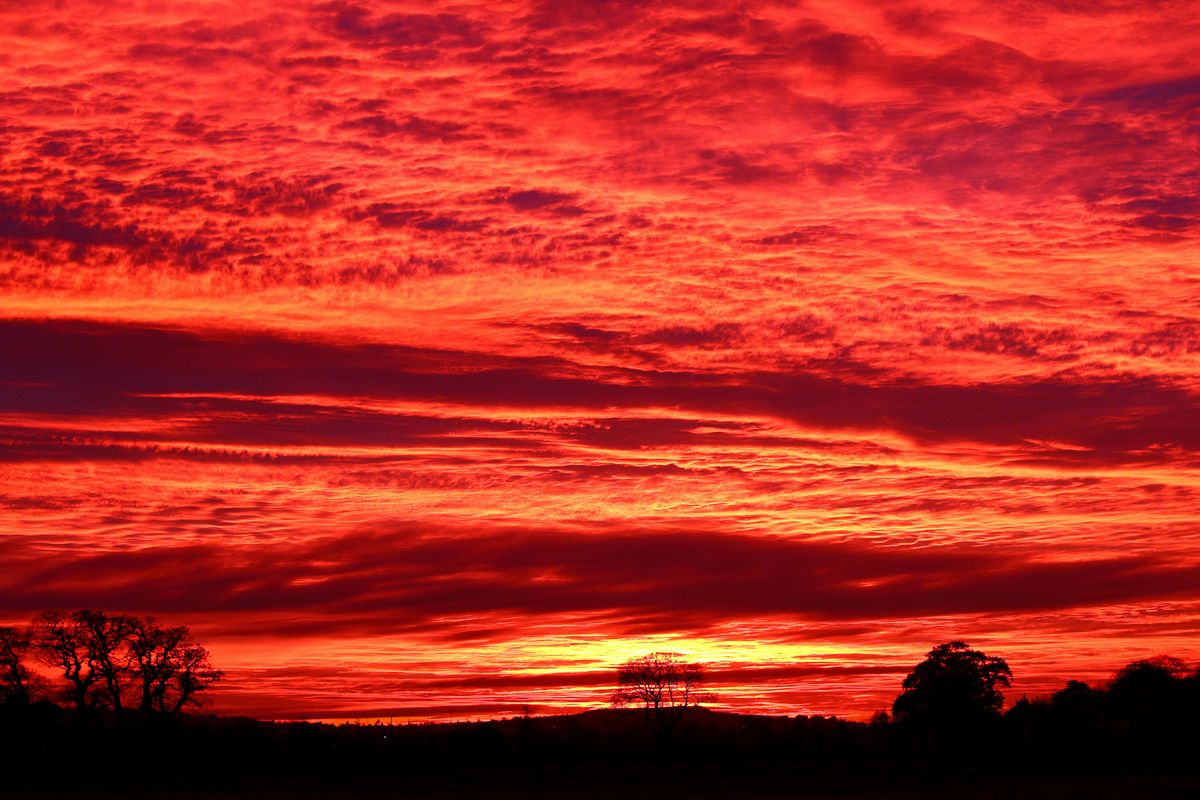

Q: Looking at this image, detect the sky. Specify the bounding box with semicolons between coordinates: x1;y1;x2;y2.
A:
1;0;1198;722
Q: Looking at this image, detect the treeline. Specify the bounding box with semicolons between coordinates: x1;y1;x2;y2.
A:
3;683;1199;789
603;642;1200;761
2;620;1199;789
0;609;221;725
1004;655;1200;760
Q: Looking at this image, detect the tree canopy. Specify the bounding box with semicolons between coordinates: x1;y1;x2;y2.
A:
892;641;1012;734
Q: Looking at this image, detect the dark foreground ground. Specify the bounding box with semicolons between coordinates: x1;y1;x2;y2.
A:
5;703;1200;798
10;763;1200;800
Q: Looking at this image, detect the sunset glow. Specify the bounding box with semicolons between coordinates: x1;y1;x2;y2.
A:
2;0;1198;722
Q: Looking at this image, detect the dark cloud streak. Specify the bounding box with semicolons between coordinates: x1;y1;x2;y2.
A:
2;318;1196;460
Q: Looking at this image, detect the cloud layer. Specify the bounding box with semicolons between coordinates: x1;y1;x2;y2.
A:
1;0;1198;720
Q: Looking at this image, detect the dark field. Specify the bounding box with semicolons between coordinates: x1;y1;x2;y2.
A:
11;763;1200;800
5;691;1200;800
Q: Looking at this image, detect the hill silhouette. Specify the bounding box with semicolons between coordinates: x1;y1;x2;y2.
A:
4;619;1200;797
4;701;1200;798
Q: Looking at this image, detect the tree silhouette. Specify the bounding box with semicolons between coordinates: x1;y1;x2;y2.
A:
127;616;223;717
32;610;104;712
1110;655;1189;695
30;610;221;722
162;639;222;715
0;626;45;705
892;641;1011;749
77;610;137;723
611;651;710;743
1107;655;1189;739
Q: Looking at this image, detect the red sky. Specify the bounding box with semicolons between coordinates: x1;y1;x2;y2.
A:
1;0;1199;722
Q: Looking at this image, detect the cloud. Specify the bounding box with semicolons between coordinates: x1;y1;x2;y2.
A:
351;203;488;232
315;2;489;49
6;525;1197;631
921;323;1082;361
337;114;475;142
0;193;149;257
1098;72;1200;108
694;149;796;185
486;187;586;216
3;318;1196;462
636;323;744;348
753;226;843;247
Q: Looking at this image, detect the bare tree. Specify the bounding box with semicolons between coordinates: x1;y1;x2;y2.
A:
0;626;45;705
32;610;222;722
75;610;137;723
128;618;222;716
127;617;190;716
32;610;98;712
166;642;222;714
611;652;711;742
